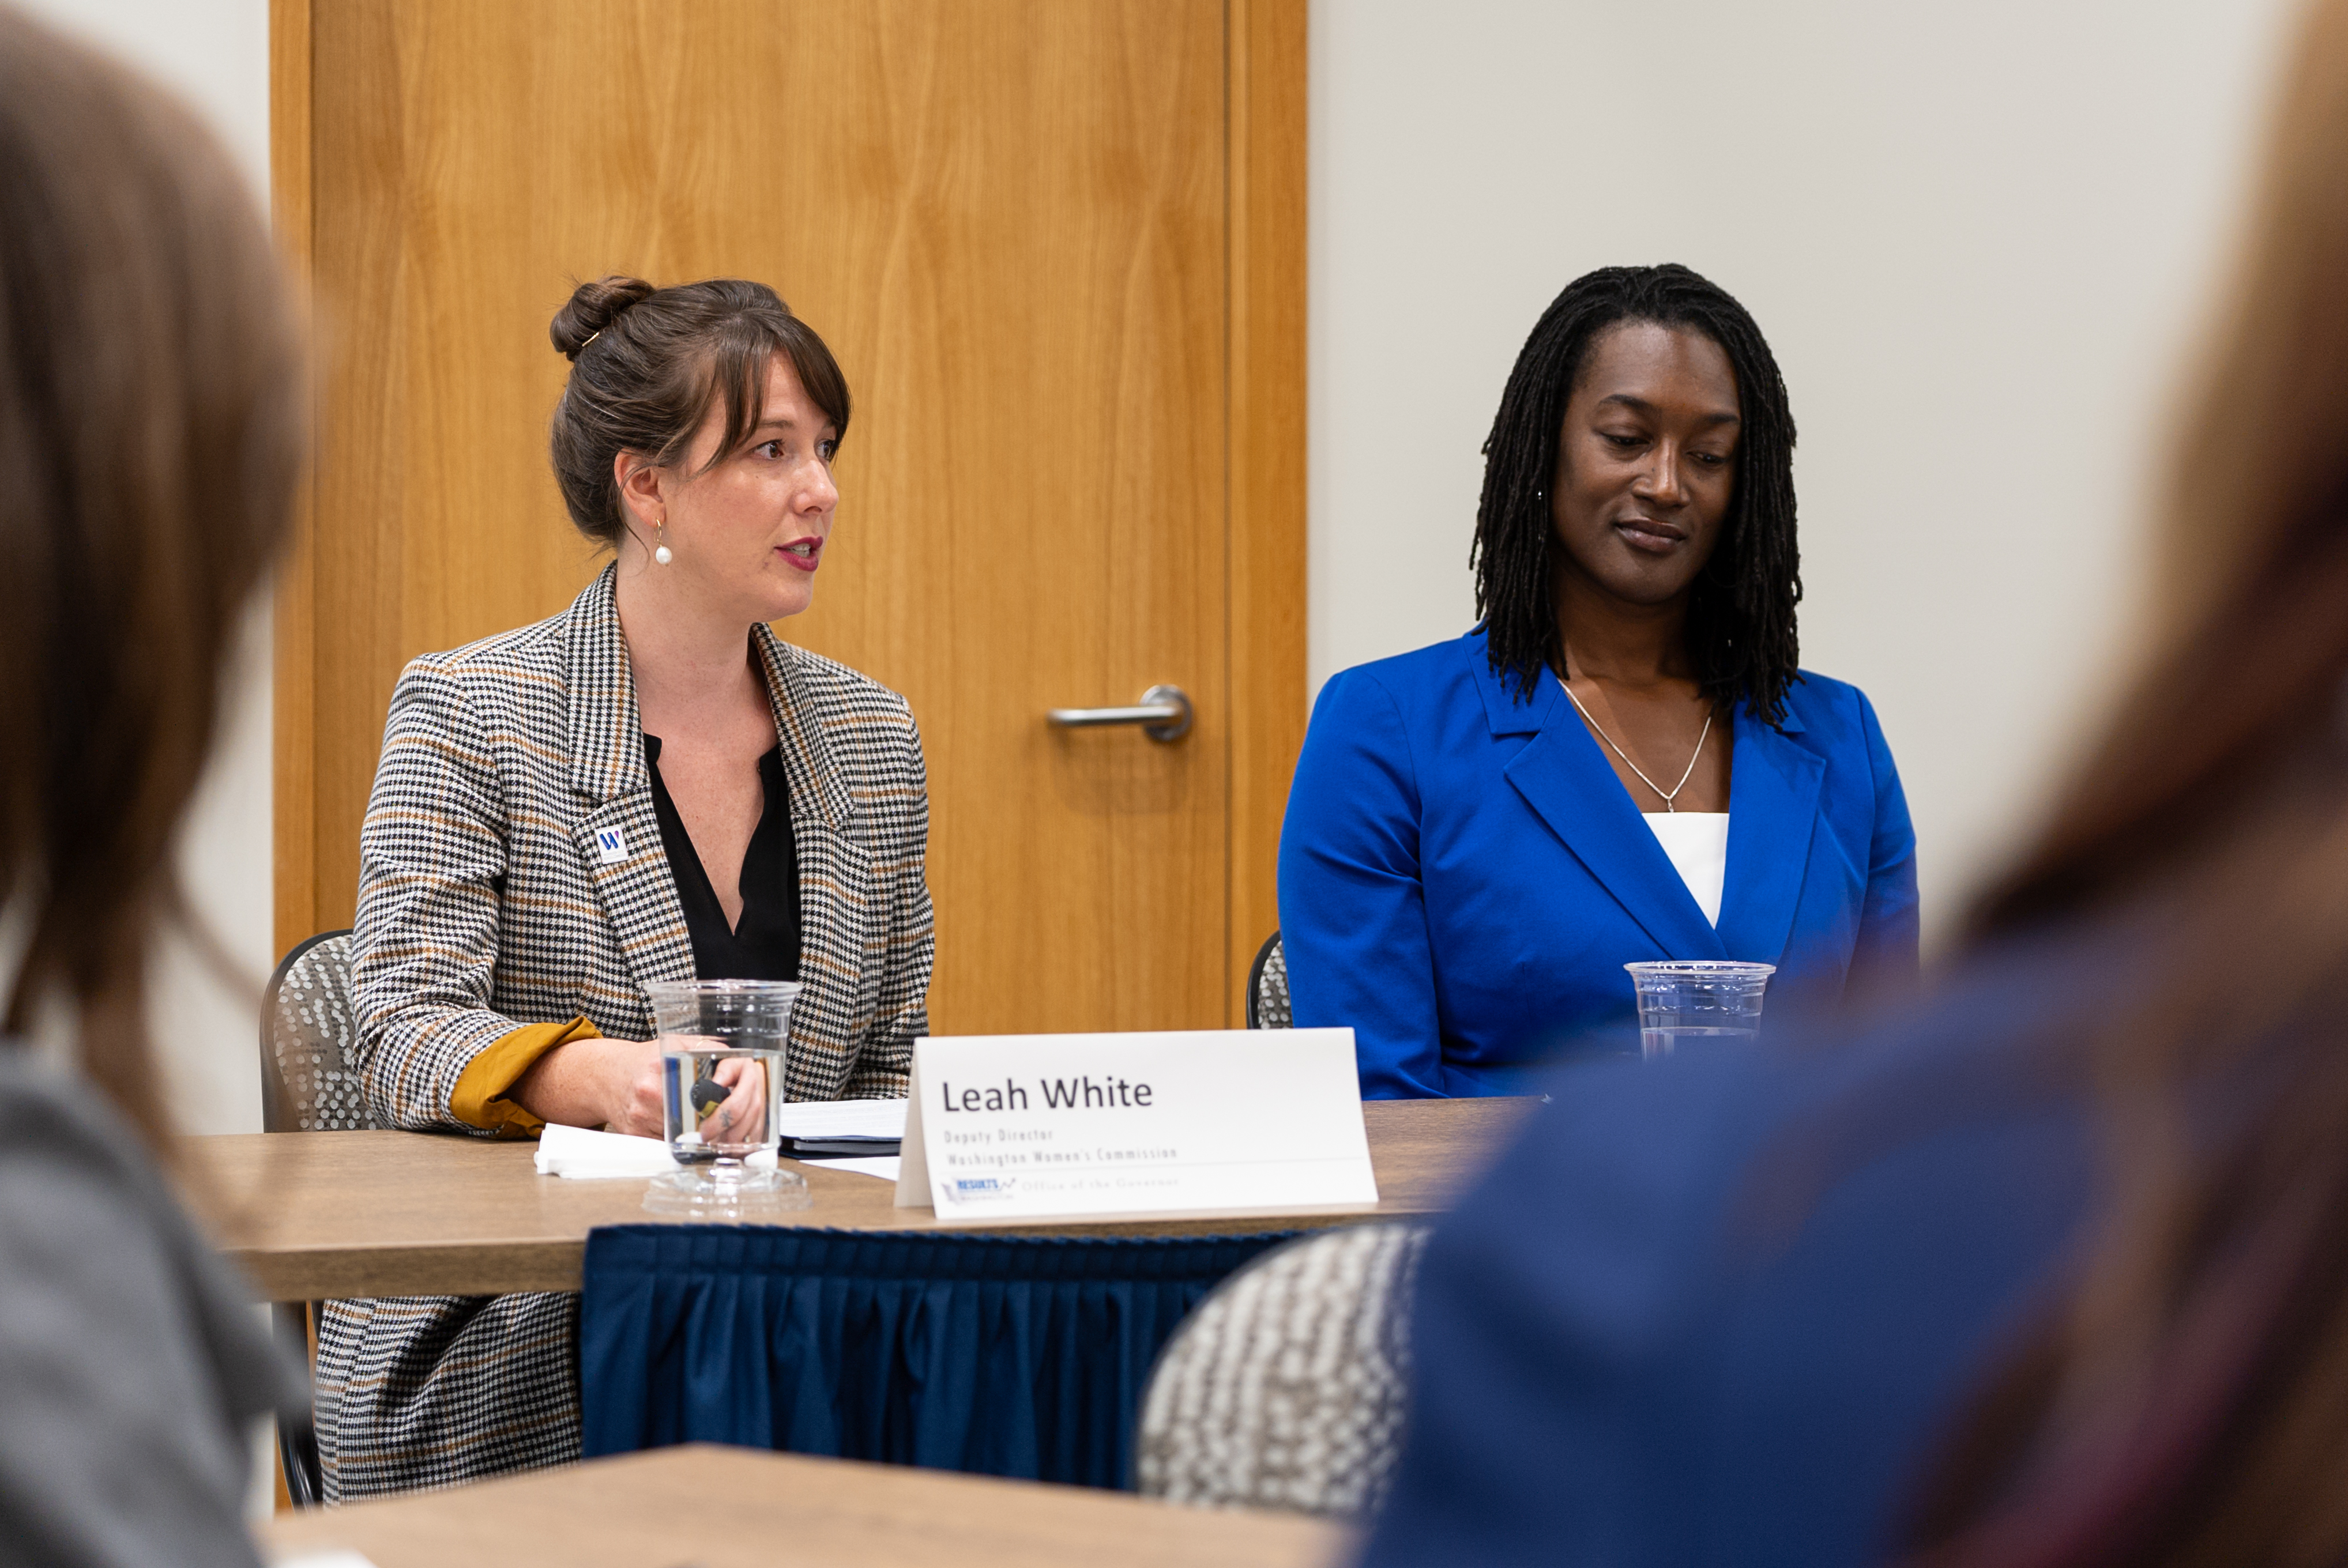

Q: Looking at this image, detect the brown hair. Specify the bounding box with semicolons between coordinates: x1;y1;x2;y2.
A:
1909;1;2348;1559
547;276;851;548
0;12;302;1144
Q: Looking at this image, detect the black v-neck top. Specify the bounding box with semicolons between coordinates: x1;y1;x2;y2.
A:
641;734;802;981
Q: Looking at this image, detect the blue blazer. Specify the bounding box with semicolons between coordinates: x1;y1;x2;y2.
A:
1277;630;1918;1098
1359;943;2099;1567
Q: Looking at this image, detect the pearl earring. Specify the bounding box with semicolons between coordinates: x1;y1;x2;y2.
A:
653;522;672;566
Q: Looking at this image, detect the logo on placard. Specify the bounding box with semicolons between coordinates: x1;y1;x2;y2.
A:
949;1177;1017;1201
595;827;628;864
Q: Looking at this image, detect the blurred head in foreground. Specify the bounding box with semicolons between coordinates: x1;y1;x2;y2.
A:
0;12;306;1565
0;7;300;1140
1914;0;2348;1559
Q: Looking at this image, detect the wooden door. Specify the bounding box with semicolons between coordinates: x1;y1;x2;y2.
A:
269;0;1304;1031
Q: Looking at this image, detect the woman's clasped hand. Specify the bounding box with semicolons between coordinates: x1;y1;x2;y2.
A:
511;1035;667;1139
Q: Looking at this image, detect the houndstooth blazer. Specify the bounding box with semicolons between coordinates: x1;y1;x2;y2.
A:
316;566;934;1500
351;564;931;1115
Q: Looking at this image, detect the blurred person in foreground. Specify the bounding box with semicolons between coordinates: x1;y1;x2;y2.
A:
0;8;303;1567
1363;1;2348;1562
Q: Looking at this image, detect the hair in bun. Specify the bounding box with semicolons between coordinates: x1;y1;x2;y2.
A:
546;277;851;549
549;275;655;361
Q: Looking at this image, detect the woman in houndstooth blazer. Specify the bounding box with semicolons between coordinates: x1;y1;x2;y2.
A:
314;277;935;1499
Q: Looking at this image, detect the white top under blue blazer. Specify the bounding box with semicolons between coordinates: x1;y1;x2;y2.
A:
1277;629;1920;1098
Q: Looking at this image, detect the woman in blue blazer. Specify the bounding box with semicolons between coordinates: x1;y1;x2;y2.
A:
1280;265;1917;1098
1365;25;2348;1547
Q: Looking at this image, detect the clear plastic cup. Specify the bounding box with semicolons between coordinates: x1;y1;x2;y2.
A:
1623;961;1777;1059
641;978;812;1219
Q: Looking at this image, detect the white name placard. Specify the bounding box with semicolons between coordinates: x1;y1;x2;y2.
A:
894;1029;1378;1224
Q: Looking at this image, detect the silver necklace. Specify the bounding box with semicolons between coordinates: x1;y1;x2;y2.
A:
1556;673;1713;813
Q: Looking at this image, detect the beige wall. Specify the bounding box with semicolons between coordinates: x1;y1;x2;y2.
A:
1308;0;2302;941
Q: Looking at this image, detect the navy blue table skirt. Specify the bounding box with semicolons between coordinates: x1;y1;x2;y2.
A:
579;1224;1296;1488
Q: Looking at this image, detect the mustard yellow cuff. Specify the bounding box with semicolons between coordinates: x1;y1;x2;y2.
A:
449;1017;602;1137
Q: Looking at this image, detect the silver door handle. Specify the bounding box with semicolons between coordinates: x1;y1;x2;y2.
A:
1046;684;1194;742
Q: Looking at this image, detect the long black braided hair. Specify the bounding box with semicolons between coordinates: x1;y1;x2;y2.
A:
1472;263;1803;724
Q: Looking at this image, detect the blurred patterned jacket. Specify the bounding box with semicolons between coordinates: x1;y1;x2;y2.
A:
314;564;934;1501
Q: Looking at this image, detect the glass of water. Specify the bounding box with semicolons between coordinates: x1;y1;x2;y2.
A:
1623;961;1777;1059
641;979;811;1219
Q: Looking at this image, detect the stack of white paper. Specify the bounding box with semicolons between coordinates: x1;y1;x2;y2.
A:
532;1117;901;1182
773;1099;904;1182
535;1124;773;1179
772;1098;907;1140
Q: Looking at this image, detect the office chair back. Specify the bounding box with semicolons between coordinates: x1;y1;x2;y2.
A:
260;929;378;1134
1246;930;1290;1029
1134;1221;1431;1517
257;928;375;1507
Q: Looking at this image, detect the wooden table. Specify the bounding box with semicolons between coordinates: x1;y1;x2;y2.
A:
193;1097;1528;1301
261;1443;1349;1567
